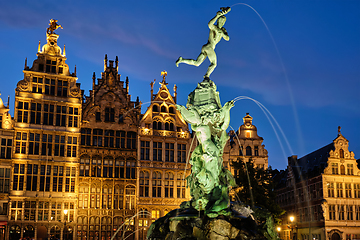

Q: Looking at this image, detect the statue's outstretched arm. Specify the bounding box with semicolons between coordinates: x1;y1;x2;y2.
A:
176;105;202;125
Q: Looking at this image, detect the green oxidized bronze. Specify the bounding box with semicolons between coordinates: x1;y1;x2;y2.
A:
176;79;236;217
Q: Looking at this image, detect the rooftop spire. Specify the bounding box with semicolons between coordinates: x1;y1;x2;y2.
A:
104;54;108;71
160;70;168;86
115;56;119;72
38;40;41;53
63;44;66;56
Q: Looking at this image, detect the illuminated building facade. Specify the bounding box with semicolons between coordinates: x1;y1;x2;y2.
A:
0;97;14;240
223;113;269;175
78;55;141;240
8;29;82;240
275;130;360;240
136;73;191;240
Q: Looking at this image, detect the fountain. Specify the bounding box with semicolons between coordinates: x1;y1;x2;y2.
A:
147;6;279;240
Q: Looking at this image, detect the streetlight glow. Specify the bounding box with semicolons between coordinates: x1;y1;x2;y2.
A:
289;216;294;222
64;209;68;215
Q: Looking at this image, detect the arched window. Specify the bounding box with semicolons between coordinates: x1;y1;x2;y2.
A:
103;156;114;178
92;155;102;177
78;184;89;208
161;106;167;112
153;121;162;130
246;146;252;156
152;171;162;197
125;185;136;210
170;123;174;131
24;225;35;238
152;105;159;112
340;165;345;175
140;171;150;197
169;106;175;114
165;122;170;130
339;149;344;158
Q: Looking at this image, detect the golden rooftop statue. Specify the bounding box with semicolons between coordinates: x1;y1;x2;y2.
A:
47;19;63;35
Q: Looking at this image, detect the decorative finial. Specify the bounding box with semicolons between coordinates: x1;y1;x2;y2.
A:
74;65;77;76
126;76;129;93
115;56;119;72
38;40;41;53
46;19;63;35
160;70;168;85
150;79;155;100
92;72;96;89
173;84;177;103
338;126;341;134
63;44;66;57
104;54;108;71
24;58;27;70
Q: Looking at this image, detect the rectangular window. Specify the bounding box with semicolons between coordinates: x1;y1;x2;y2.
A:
57;80;68;97
337;183;343;198
355;184;360;198
39;165;51;192
329;205;335;220
65;167;76;192
347;205;353;220
93;129;103;147
165;143;174;162
32;77;43;93
345;183;352;198
13;164;25;190
328;182;335;197
81;128;91;146
140;141;150;160
0;168;10;193
68;107;79;128
0;138;12;159
347;164;354;175
41;134;53;156
28;133;40;155
153;142;162;161
55;105;67;127
332;163;338;174
105;108;115;122
26;164;38;191
115;131;125;148
30;102;42;124
17;101;29;123
44;78;56;95
254;146;259;156
177;144;186;163
15;132;27;154
67;136;77;157
338;205;345;220
126;161;136;179
54;135;65;157
43;103;54;125
104;130;114;147
356;205;360;220
126;132;136;149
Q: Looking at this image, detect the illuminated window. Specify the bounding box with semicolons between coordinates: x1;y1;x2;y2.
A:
356;206;360;220
102;186;112;209
151;210;160;219
126;160;136;179
354;184;360;198
52;166;64;192
17;101;29;123
246;131;251;138
140;171;149;197
153;142;162;161
65;167;76;192
38;201;49;221
103;156;113;178
338;205;345;220
80;155;90;177
176;173;185;198
152;171;162;197
339;149;344;158
39;165;51;192
329;205;335;220
28;133;40;155
30;103;41;124
141;141;150;160
15;132;27;154
125;186;136;210
113;186;123;209
164;172;174;198
91;155;102;177
66;136;77;157
345;183;352;198
10;201;23;221
24;201;36;221
177;144;186;163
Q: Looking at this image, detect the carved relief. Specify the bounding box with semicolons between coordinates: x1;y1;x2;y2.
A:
16;78;30;92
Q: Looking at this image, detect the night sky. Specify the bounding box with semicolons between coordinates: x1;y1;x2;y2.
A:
0;1;359;170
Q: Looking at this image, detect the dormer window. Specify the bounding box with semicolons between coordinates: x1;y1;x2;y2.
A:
161;106;166;112
46;60;57;73
152;105;159;112
105;108;115;122
339;149;344;158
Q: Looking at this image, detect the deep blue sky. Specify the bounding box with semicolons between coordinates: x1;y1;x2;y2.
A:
0;1;359;170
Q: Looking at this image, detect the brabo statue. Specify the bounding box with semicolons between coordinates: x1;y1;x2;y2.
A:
176;7;231;79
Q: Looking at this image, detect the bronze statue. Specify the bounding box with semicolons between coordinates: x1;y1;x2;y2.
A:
47;19;63;35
